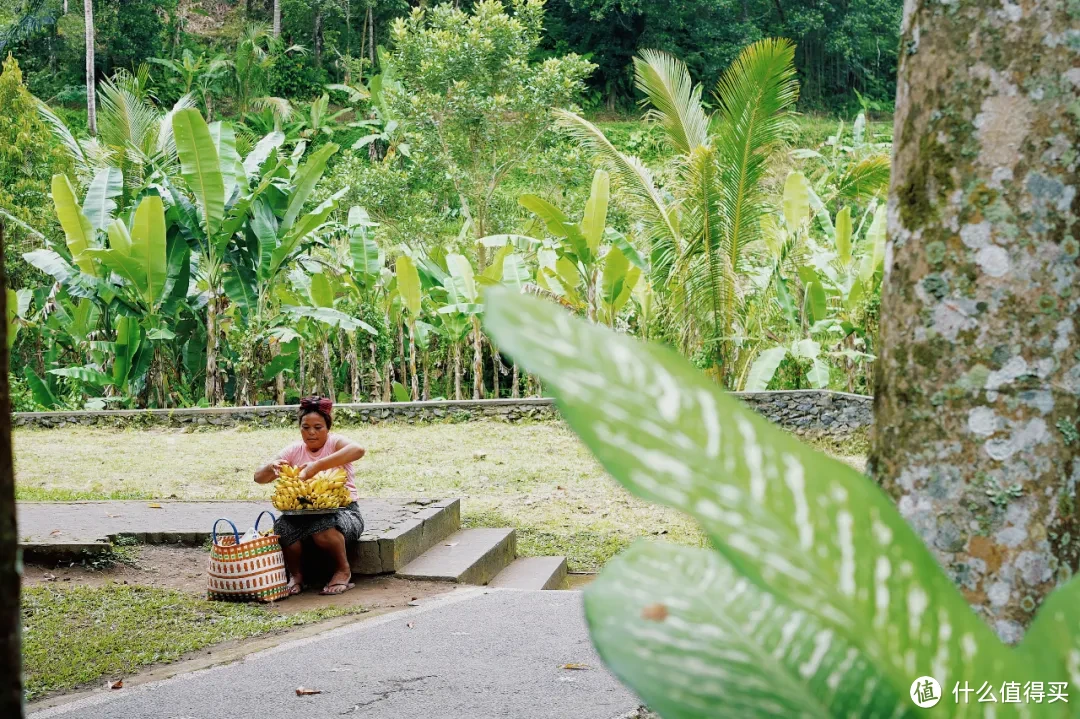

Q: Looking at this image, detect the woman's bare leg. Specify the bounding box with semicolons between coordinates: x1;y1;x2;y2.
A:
282;540;304;594
311;528;353;594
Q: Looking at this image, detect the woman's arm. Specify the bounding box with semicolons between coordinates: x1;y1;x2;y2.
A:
299;437;365;479
254;458;285;485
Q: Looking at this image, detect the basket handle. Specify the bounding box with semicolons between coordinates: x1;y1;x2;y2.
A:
254;510;277;533
212;518;240;546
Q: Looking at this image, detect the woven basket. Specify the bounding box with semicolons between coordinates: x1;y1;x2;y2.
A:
207;513;288;603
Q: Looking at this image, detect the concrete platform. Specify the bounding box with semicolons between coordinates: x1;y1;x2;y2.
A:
397;528;516;585
17;498;460;573
490;556;568;590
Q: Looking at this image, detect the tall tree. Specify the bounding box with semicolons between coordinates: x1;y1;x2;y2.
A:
273;0;281;38
83;0;95;135
870;0;1080;643
0;220;24;718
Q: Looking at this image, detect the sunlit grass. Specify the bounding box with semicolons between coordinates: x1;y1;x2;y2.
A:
15;420;865;571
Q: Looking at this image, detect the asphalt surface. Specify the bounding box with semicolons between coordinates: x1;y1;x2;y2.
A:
30;588;640;719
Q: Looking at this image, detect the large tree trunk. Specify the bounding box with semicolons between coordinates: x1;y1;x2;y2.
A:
369;341;381;402
273;0;281;38
321;339;334;399
511;363;519;398
870;0;1080;645
0;221;24;718
84;0;96;136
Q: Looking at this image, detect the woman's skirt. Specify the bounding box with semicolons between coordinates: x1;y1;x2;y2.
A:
274;502;365;548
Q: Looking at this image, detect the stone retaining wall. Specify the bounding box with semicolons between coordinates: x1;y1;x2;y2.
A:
12;391;872;437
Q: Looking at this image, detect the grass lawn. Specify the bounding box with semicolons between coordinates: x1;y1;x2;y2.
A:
15;419;865;572
22;584;365;701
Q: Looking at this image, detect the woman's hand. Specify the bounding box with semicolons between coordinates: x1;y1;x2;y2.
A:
297;462;317;481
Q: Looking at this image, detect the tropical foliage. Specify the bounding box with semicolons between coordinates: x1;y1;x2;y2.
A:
2;1;891;411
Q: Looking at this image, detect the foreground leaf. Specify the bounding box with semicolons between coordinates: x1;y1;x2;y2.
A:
483;289;1028;716
587;541;902;717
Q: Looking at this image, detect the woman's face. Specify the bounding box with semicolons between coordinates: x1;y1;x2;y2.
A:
300;412;329;450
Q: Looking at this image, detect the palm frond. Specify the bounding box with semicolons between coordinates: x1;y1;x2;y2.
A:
252;96;294;122
98;74;162;160
633;49;710;155
711;37;798;352
833;155;891;204
36;100;94;181
554;109;682;279
155;94;197;157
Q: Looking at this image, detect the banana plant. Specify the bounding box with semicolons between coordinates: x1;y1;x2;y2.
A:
437;253;485;399
485;289;1080;719
169;106;340;404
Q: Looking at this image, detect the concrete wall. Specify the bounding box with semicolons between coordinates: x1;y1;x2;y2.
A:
12;391;871;437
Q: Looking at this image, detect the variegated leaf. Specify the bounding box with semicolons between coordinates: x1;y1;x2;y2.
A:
587;541;903;717
483;289;1029;717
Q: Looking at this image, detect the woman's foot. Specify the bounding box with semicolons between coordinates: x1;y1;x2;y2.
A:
286;576;303;596
320;570;355;596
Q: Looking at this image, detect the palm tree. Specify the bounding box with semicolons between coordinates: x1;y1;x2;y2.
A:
83;0;95;135
556;39;798;387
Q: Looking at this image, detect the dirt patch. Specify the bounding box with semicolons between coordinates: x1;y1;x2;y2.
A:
22;545;456;611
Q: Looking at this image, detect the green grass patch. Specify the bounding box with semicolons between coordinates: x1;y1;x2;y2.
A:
15;420;864;572
22;585;363;701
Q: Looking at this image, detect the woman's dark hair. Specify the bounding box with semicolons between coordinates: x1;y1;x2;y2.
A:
298;396;333;429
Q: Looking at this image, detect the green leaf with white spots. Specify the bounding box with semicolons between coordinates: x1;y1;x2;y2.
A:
483;289;1033;717
587;541;903;718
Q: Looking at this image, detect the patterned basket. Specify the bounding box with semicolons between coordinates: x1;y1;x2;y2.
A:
207;512;288;603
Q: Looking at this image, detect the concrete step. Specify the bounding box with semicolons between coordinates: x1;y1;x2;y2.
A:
396;528;516;586
349;498;461;575
489;556;568;590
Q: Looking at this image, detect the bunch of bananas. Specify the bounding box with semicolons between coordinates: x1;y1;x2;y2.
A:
271;466;351;511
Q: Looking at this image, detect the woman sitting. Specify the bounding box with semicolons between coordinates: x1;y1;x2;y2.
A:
254;396;366;596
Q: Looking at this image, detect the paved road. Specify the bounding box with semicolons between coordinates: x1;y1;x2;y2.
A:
31;588;640;719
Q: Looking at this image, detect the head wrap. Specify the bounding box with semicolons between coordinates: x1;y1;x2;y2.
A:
299;396;333;416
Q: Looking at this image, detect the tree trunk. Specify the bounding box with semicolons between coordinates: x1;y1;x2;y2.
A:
421;349;430;401
369;341;381;402
270;339;285;405
490;340;500;399
453;341;462;400
368;7;374;65
870;0;1080;645
0;221;24;718
511;363;519;398
382;360;392;401
273;0;281;38
407;321;419;401
204;288;221;405
84;0;96;136
471;317;484;400
313;6;323;68
348;335;360;402
298;343;306;397
397;321;406;390
321;338;334;399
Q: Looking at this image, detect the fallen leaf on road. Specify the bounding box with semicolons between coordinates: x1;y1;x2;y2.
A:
107;680;123;690
410;596;418;601
407;601;420;607
295;687;322;696
49;530;62;536
105;514;122;518
444;542;458;547
147;503;162;509
561;663;590;670
641;603;668;622
406;622;415;629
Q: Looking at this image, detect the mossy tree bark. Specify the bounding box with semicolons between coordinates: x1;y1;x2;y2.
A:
0;221;24;716
870;0;1080;644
